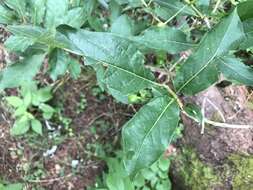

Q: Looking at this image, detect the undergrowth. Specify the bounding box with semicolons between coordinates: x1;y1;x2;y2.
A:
0;0;253;189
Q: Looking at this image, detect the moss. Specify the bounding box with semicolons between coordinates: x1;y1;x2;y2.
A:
173;148;221;190
229;154;253;190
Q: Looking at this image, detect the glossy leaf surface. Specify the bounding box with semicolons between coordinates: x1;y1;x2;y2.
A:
122;96;179;174
174;9;244;95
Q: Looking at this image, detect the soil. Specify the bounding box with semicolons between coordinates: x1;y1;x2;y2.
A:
0;30;134;189
0;76;134;190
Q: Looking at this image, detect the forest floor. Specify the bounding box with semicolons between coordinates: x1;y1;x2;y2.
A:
0;27;136;189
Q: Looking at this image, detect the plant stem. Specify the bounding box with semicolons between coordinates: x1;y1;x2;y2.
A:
204;119;253;129
212;0;221;14
148;0;153;6
141;0;148;7
191;4;204;18
161;84;184;110
163;5;188;25
169;57;184;72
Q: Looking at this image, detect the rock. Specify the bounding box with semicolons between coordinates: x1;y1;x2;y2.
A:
170;85;253;190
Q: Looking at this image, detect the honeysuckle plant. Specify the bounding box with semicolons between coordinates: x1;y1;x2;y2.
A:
0;0;253;176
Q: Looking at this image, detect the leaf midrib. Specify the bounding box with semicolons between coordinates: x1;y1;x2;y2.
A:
154;0;194;15
67;33;159;87
132;99;175;168
134;37;196;47
176;12;236;93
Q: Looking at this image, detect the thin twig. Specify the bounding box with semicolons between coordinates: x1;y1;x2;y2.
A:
162;5;188;26
182;108;253;129
169;57;184;72
204;119;253;129
141;0;148;7
206;98;226;122
212;0;221;14
191;4;204;18
201;97;207;134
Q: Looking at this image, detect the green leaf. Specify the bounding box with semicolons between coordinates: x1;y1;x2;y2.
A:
5;96;23;107
7;25;80;51
184;104;203;123
4;36;34;52
29;0;46;25
109;0;122;22
39;103;55;119
10;115;30;135
122;96;180;174
0;54;45;90
0;4;16;24
237;0;253;21
132;26;195;54
87;16;104;32
32;87;52;105
217;56;253;86
4;0;26;19
45;0;68;28
103;50;154;98
62;29;155;102
14;107;27;117
63;7;87;28
105;158;135;190
92;64;106;91
68;59;81;79
111;15;134;36
240;18;253;49
174;9;245;95
31;119;42;135
49;49;69;80
154;0;195;17
23;90;32;108
158;157;170;171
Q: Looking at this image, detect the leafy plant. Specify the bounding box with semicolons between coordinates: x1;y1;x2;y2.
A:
5;82;54;135
0;0;253;178
90;152;172;190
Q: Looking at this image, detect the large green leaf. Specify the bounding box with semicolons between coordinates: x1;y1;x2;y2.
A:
174;9;245;95
111;15;134;36
0;54;45;90
113;24;194;54
132;26;195;54
4;36;34;52
7;25;79;51
122;96;179;174
217;56;253;86
61;29;156;101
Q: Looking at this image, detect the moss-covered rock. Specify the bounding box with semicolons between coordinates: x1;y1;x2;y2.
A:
229;154;253;190
171;148;221;190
